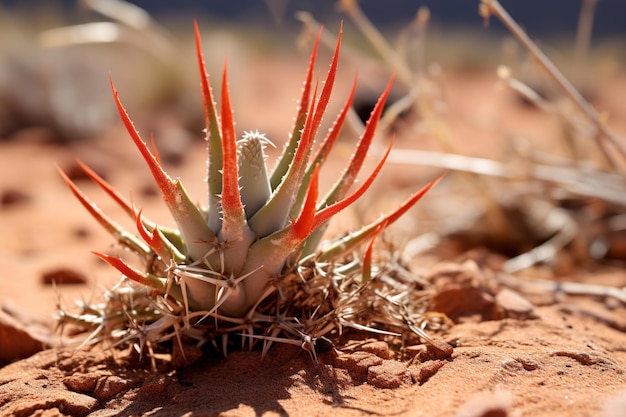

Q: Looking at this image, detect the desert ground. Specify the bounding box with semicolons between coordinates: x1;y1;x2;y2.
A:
1;8;626;417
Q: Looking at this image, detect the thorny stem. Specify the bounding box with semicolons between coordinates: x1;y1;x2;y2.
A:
479;0;626;170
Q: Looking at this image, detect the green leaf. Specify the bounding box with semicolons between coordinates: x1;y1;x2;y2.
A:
195;21;224;234
237;131;272;218
111;79;217;263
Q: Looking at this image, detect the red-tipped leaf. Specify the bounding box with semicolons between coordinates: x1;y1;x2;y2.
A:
219;61;245;216
323;74;394;205
195;20;223;231
73;160;135;218
310;136;395;232
270;25;322;188
292;164;320;239
292;23;342;169
110;78;216;261
58;166;150;255
310;75;357;169
362;221;386;284
92;252;164;290
216;62;255;272
134;208;168;260
319;172;445;262
111;78;175;204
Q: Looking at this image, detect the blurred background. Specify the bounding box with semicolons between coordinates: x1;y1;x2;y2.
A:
0;0;624;142
3;0;626;35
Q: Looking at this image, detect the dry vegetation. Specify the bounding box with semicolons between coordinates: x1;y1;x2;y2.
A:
1;1;625;416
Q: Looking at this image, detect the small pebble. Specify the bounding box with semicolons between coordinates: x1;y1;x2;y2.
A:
455;389;512;417
495;288;538;319
368;360;411;388
41;268;87;285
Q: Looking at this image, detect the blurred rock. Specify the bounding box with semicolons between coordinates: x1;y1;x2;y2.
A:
0;303;56;365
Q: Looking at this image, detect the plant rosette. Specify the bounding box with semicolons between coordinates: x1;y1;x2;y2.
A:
58;22;449;361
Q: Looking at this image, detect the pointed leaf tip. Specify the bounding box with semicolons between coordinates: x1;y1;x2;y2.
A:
73;160;134;218
92;251;162;289
292;164;320;239
134;208;157;249
380;171;445;227
311;136;396;231
194;19;224;232
269;24;323;188
220;60;244;214
110;78;176;204
362;221;386;284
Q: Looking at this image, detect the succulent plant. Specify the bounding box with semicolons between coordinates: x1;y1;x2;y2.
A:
58;22;446;360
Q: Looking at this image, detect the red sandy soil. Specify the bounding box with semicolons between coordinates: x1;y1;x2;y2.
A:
1;50;626;417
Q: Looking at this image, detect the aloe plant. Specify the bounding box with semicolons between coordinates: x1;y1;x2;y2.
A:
58;22;444;359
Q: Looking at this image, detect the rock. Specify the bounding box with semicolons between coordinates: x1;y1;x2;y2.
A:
41;267;87;285
0;350;101;416
93;375;134;401
367;360;411;388
334;351;384;382
431;285;496;321
0;188;31;209
495;288;538;320
409;359;447;385
455;389;513;417
0;305;55;365
360;340;391;359
602;390;626;417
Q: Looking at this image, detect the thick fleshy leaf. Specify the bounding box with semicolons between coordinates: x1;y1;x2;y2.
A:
111;79;216;263
218;62;255;273
235;138;395;317
291;76;358;219
92;252;165;290
269;26;322;189
248;26;342;238
219;62;246;222
247;82;318;237
58;166;150;255
318;173;445;262
361;222;386;284
195;20;223;233
300;76;393;256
